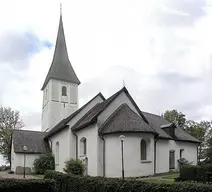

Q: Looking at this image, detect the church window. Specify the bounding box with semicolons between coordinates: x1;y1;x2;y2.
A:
55;141;59;165
80;137;87;156
62;86;67;96
140;140;147;160
180;149;184;158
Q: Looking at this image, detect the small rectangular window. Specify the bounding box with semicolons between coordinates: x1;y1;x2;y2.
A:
180;149;184;158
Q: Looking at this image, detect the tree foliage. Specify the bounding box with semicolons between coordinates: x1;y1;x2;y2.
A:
64;158;84;175
162;109;212;160
0;106;24;166
162;109;186;127
33;153;55;174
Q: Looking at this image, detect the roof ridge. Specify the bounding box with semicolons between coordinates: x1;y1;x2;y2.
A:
98;103;128;134
13;129;44;133
46;92;105;138
99;103;157;135
142;110;164;119
71;102;102;131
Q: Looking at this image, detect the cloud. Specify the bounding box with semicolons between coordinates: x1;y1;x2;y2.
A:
0;0;212;135
0;31;52;70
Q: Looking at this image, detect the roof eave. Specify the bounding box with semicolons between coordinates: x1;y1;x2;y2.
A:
41;77;81;91
100;130;158;136
45;125;69;139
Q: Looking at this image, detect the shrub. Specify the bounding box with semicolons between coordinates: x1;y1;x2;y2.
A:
8;170;14;174
63;158;84;176
0;179;56;192
0;165;10;172
44;170;212;192
180;164;212;182
178;158;192;169
33;153;55;174
180;165;197;181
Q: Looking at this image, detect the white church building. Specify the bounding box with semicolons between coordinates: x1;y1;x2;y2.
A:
11;11;200;178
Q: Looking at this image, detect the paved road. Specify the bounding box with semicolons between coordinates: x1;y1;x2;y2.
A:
0;171;39;179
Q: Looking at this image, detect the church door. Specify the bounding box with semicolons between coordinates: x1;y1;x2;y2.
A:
169;150;175;170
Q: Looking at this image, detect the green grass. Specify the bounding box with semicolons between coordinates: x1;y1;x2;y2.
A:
139;172;179;184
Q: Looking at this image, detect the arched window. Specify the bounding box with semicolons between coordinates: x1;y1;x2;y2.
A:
140;140;147;160
62;86;67;96
55;141;59;165
80;137;87;155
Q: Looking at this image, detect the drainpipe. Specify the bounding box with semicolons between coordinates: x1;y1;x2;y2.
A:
100;134;105;177
49;138;52;152
197;143;201;165
73;132;78;159
154;137;159;175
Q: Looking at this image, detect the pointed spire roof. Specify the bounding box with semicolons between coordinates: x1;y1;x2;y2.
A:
41;9;80;90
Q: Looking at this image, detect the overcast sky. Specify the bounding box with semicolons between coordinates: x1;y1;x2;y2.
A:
0;0;212;137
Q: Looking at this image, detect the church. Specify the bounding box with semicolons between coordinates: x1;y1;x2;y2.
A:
11;10;200;178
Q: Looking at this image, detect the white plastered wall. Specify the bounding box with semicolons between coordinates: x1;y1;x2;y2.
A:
76;124;98;176
42;79;79;132
50;128;69;172
104;133;154;178
156;139;198;174
11;140;40;173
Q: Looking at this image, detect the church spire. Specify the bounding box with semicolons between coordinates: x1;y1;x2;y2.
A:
41;4;80;90
60;2;62;16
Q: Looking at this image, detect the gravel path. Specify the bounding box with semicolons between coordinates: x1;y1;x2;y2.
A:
0;171;39;179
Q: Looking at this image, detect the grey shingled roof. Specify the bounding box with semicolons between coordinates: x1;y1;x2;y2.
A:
46;92;105;138
72;87;149;131
99;104;157;135
12;130;50;154
41;15;80;90
142;111;200;143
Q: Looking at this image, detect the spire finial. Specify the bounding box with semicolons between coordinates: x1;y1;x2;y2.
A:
60;2;62;16
122;80;125;87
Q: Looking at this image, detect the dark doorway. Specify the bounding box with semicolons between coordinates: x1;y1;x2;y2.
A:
169;150;175;170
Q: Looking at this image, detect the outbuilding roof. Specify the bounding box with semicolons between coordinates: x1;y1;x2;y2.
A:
12;130;50;154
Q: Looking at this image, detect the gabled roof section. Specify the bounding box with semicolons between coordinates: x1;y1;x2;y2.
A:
12;130;50;154
72;87;149;131
41;14;80;90
99;104;157;135
142;111;200;143
45;92;105;138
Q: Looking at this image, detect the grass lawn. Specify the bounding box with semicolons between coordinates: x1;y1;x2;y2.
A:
139;172;179;184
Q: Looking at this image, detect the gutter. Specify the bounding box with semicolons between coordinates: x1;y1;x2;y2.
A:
154;137;159;175
100;134;105;177
48;138;52;152
197;142;201;164
73;132;78;159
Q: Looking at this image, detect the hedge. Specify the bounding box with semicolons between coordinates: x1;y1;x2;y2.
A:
0;179;56;192
180;164;212;182
44;170;212;192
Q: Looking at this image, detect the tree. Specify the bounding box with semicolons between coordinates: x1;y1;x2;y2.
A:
64;158;84;175
33;153;55;174
0;107;24;166
162;109;186;127
185;120;212;159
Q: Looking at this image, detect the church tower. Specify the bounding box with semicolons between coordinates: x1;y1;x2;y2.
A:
41;8;80;132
